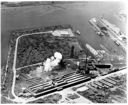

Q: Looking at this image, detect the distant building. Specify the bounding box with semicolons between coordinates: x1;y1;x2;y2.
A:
52;30;70;37
52;29;75;37
96;21;105;29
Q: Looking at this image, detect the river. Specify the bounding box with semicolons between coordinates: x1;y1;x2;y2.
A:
1;2;126;67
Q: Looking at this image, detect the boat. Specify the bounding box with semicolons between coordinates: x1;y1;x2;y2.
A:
75;30;81;35
85;44;103;59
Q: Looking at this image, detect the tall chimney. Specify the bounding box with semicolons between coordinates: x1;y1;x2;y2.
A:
70;46;74;58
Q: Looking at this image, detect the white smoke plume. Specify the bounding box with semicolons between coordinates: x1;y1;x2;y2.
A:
43;52;62;72
35;66;43;77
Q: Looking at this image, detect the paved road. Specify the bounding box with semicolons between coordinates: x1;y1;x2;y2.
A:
11;31;52;102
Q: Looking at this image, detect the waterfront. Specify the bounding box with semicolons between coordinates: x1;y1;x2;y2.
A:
1;2;126;66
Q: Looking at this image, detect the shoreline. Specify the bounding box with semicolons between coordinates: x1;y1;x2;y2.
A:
1;1;89;8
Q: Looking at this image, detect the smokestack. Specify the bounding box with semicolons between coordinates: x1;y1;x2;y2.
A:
70;46;74;58
59;58;65;68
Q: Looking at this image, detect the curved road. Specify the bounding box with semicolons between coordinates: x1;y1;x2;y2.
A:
11;30;127;103
11;31;52;102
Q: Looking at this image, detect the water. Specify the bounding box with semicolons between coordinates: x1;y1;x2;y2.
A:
1;2;126;67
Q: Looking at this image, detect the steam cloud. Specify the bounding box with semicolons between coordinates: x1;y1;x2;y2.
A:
43;52;62;72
